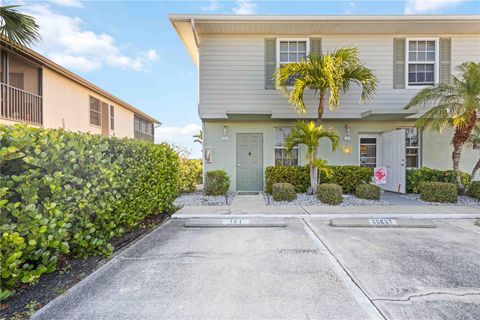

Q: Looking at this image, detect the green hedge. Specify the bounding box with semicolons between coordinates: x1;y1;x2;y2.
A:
178;159;202;193
407;167;470;193
265;165;372;194
0;125;179;298
467;181;480;200
204;170;230;196
317;183;343;205
419;182;457;203
272;183;296;202
355;184;381;200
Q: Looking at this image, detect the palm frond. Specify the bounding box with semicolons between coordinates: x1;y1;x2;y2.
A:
0;5;41;47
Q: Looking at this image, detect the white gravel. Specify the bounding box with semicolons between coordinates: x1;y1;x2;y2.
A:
265;193;393;206
402;193;480;206
174;191;236;206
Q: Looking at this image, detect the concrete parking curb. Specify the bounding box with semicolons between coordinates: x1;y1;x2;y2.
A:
173;213;480;219
330;218;436;228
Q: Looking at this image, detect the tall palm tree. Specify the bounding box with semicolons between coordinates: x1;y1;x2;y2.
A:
276;47;377;124
285;121;339;194
405;62;480;192
465;126;480;180
0;5;41;47
193;130;203;145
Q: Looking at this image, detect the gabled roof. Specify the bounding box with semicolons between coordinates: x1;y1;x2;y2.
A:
169;14;480;66
1;38;161;124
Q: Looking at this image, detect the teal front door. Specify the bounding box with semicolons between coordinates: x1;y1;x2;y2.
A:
236;133;263;191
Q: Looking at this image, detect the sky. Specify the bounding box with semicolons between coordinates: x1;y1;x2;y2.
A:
7;0;480;158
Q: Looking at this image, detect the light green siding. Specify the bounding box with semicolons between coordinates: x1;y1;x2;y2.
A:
204;120;479;191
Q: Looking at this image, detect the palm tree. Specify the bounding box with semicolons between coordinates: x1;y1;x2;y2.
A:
276;47;377;124
405;62;480;192
285;121;339;194
465;126;480;180
0;5;41;47
193;130;202;145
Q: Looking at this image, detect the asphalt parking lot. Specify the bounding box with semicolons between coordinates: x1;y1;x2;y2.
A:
34;218;480;320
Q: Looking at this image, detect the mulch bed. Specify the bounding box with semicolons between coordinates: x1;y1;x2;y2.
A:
1;214;170;320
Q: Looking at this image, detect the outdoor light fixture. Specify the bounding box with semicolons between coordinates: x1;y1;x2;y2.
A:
222;125;229;141
344;123;352;141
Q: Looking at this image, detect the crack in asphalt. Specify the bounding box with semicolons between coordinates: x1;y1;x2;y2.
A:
372;291;480;302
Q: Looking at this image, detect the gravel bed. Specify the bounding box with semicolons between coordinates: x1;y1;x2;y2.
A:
174;191;235;206
265;193;393;206
402;193;480;206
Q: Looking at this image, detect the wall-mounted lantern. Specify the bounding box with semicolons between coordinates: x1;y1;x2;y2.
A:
203;147;212;162
344;123;352;141
222;125;229;142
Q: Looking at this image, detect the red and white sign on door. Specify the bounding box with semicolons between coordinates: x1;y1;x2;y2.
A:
374;167;387;185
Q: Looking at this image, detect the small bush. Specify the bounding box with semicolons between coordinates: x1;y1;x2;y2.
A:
355;184;381;200
265;166;310;194
204;170;230;196
419;182;457;203
467;181;480;200
317;183;343;205
407;167;470;193
272;183;296;202
178;159;202;193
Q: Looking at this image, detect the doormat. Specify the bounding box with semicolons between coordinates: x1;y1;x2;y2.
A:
237;192;259;195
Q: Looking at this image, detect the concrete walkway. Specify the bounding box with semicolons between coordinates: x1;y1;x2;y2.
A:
382;191;427;206
174;193;480;219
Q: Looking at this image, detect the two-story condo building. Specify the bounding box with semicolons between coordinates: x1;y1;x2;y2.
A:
0;39;159;141
172;14;480;192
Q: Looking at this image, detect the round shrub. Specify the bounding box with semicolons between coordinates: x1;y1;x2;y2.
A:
467;181;480;200
178;159;202;193
272;183;296;202
204;170;230;196
419;182;457;203
317;183;343;205
355;184;381;200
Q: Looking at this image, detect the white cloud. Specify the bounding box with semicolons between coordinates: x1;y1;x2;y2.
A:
405;0;466;14
155;124;202;159
345;1;356;14
26;5;157;72
233;0;257;15
203;0;221;12
49;0;83;8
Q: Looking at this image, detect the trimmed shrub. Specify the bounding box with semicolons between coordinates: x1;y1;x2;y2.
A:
355;184;381;200
272;183;296;202
467;181;480;200
317;183;343;205
265;166;310;194
419;182;457;203
265;165;372;194
204;170;230;196
178;159;202;193
407;167;470;193
0;125;179;297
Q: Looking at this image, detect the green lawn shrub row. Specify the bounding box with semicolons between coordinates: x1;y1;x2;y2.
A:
467;181;480;200
316;183;343;205
407;167;470;193
265;165;373;194
419;182;457;203
178;159;202;193
272;183;296;202
0;125;179;298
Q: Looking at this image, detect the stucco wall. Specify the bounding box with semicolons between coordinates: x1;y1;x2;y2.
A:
40;68;134;138
204;120;478;190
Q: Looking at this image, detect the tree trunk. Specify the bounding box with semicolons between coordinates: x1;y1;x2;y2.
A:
308;163;318;195
471;157;480;181
317;92;325;125
451;112;477;193
452;143;464;192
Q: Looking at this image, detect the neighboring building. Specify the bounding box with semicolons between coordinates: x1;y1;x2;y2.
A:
0;39;159;141
171;14;480;192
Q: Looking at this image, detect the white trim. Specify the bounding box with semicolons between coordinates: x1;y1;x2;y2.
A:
405;37;440;89
276;38;310;68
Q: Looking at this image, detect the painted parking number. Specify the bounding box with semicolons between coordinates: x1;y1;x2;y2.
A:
222;219;250;225
368;218;397;225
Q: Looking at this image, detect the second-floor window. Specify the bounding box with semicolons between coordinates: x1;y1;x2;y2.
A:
407;39;438;87
277;39;309;86
110;105;114;130
134;115;154;141
275;127;298;166
89;97;101;126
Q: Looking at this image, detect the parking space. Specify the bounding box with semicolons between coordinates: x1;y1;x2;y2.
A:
309;219;480;319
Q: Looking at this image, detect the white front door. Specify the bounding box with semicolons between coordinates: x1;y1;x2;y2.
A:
381;129;406;193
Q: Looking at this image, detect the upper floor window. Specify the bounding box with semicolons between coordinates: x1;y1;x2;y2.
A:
277;39;309;86
134;114;154;141
89;96;101;126
274;127;298;166
407;39;438;87
110;105;114;130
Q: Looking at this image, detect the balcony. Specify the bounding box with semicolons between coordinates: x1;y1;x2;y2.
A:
1;83;43;125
